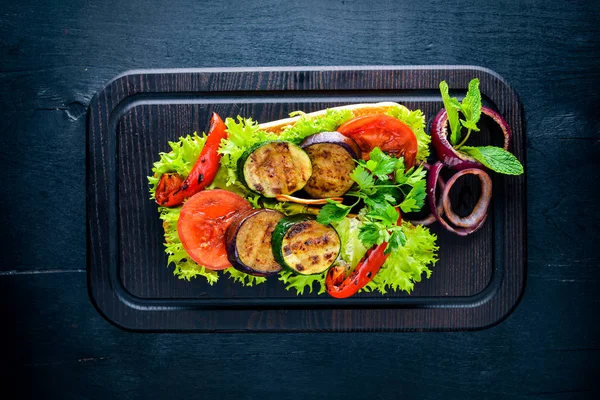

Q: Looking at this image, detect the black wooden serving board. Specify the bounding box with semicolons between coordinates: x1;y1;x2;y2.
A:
86;66;525;332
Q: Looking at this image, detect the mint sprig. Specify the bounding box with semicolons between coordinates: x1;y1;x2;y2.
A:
439;78;481;147
439;78;523;176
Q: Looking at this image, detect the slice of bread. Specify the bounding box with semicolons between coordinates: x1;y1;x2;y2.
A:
258;102;401;134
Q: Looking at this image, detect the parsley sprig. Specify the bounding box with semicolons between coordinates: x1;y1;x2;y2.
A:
317;147;426;254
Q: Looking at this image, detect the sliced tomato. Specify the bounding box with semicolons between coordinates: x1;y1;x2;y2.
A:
177;189;253;270
337;114;418;168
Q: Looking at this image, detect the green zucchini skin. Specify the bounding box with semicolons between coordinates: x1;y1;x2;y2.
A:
272;214;341;275
237;141;312;198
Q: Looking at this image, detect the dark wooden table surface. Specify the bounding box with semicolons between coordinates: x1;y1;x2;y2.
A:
1;0;598;398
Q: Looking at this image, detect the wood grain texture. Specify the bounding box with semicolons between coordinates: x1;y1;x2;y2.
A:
1;0;598;396
87;67;525;331
2;270;597;399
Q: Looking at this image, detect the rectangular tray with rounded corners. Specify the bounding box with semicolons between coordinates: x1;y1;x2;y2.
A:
86;66;526;332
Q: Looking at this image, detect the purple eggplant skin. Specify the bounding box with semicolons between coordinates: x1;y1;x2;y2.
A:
300;132;362;198
226;208;285;277
299;131;362;160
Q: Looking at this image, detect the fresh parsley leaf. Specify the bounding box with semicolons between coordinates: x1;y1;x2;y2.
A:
350;165;376;194
387;229;407;254
393;156;406;179
317;200;351;225
460;146;524;175
384;204;400;225
440;81;462;145
365;202;397;225
358;222;385;248
364;147;397;179
399;180;426;213
396;163;426;186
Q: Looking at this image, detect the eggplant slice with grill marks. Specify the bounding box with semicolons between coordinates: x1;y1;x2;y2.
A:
226;208;285;276
300;132;361;198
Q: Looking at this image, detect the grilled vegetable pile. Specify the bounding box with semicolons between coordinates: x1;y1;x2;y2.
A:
148;79;523;298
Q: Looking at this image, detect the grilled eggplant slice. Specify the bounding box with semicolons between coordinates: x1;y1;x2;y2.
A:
300;132;361;198
272;214;341;275
226;208;285;276
238;141;312;198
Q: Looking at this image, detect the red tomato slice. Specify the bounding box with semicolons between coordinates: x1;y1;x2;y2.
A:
177;189;252;270
337;114;418;168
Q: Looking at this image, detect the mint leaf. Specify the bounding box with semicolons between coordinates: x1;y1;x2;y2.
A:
459;78;481;132
317;201;351;225
461;146;524;175
440;81;462;145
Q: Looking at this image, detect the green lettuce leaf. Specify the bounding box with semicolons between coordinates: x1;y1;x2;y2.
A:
278;270;327;295
386;104;431;162
224;268;267;286
218;117;280;186
279;108;355;142
362;221;439;294
147;132;208;199
332;217;368;270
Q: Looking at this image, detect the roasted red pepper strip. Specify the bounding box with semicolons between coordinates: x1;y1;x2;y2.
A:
326;212;402;298
326;242;390;299
155;112;227;206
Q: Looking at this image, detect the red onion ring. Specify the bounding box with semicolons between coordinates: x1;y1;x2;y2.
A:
408;163;445;226
442;168;492;228
431;105;513;171
427;162;491;236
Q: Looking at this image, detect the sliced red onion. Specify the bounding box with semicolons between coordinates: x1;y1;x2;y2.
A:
441;168;492;228
408;163;445;226
431;106;513;170
427;162;490;236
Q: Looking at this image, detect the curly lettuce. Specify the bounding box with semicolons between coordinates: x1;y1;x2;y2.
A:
362;220;439;294
278;217;438;296
280;108;354;142
148;132;263;285
224;268;266;286
278;270;327;295
148;132;208;199
148;105;437;292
